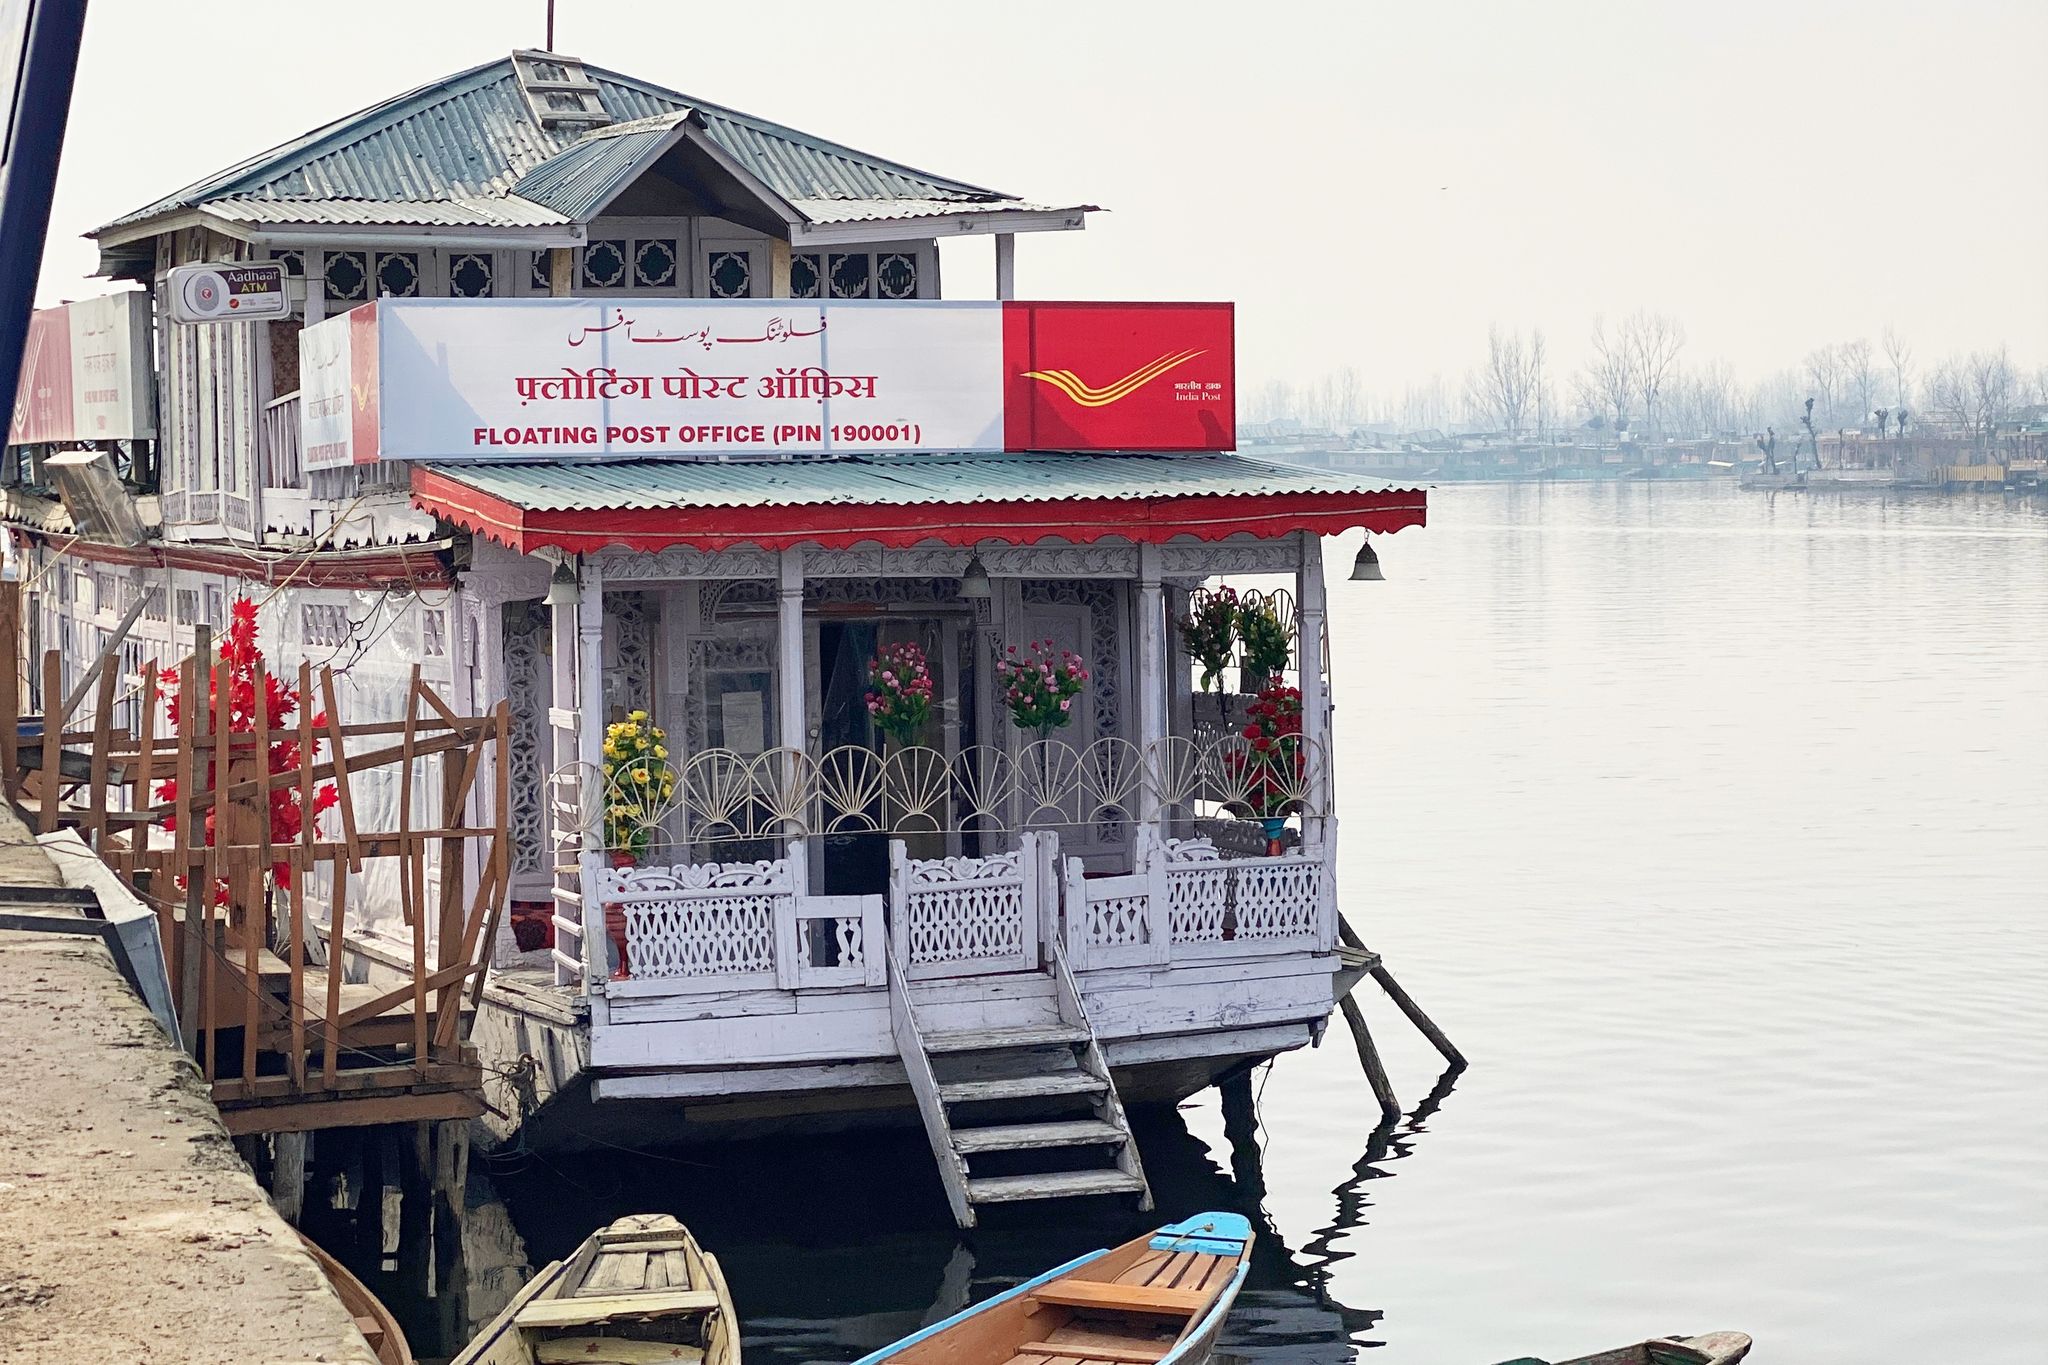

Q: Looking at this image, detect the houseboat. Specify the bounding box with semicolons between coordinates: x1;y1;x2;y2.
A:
3;51;1425;1226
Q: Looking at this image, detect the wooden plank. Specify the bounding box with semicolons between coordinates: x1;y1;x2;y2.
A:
515;1291;721;1328
534;1341;706;1365
286;851;306;1091
319;666;361;869
1028;1280;1206;1316
1019;1340;1166;1364
38;651;61;833
323;847;345;1087
471;701;512;1011
134;657;158;845
216;1088;483;1136
0;577;18;795
86;663;116;849
400;668;428;1076
968;1171;1146;1205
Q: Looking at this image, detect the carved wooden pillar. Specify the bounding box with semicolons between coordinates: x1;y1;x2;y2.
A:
1296;533;1331;841
1135;542;1165;831
576;556;607;986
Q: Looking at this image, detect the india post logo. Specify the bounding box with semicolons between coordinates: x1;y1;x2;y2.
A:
1021;349;1208;408
1002;303;1234;452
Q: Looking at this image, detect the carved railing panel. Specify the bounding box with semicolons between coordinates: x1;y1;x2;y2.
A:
889;838;1045;980
603;859;787;988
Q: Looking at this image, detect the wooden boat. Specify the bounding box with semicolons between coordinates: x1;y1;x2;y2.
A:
1495;1331;1753;1365
298;1232;416;1365
453;1214;739;1365
852;1211;1255;1365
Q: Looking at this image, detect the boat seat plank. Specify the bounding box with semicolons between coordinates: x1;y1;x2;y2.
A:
658;1248;690;1289
1030;1280;1208;1316
515;1288;721;1327
1116;1250;1224;1292
1019;1338;1168;1363
534;1339;707;1364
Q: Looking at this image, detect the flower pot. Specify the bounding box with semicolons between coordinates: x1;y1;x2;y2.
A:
1261;815;1289;854
609;850;638;870
604;903;631;979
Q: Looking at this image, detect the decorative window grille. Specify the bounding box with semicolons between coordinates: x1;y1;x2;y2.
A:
302;602;351;648
582;240;628;289
707;250;752;299
530;252;552;292
270;249;305;277
174;588;198;625
142;585;168;623
790;253;821;299
877;252;917;299
421;608;447;658
203;586;225;628
375;252;419;298
323;251;368;304
449;253;494;298
633;239;678;287
828;253;870;299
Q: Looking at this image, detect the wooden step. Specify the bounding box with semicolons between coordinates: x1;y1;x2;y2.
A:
951;1119;1127;1154
1029;1277;1208;1315
967;1169;1146;1204
922;1024;1090;1053
938;1073;1107;1105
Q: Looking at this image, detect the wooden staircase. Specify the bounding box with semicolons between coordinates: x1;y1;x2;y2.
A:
890;938;1152;1228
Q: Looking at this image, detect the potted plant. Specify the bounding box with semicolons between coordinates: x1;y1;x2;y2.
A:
865;640;935;749
1228;682;1306;851
1177;585;1239;694
997;640;1090;747
602;711;676;977
1237;594;1291;695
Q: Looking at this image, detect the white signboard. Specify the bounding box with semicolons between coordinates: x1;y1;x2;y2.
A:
7;290;155;444
298;305;356;470
324;298;1007;461
165;260;292;323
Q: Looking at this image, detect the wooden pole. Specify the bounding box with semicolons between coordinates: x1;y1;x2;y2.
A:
1367;963;1467;1073
37;650;60;833
1339;916;1467;1072
0;575;19;795
1339;992;1402;1123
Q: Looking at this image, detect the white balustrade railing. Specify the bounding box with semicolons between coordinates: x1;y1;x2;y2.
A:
888;833;1053;981
576;734;1326;856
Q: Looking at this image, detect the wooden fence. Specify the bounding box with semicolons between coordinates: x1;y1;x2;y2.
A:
3;614;508;1133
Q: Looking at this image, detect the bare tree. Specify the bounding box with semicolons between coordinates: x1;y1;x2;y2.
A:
1841;338;1879;427
1577;316;1634;434
1881;326;1913;409
1926;347;2020;447
1620;310;1686;438
1804;345;1843;425
1467;325;1543;434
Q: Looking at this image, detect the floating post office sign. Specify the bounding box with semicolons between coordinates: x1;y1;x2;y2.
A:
164;260;292;323
299;297;1233;465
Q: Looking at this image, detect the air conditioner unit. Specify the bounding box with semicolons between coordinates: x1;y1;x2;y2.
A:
45;449;147;547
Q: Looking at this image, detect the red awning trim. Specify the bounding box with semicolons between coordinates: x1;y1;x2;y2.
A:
411;465;1427;555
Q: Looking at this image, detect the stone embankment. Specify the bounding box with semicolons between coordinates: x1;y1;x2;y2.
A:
0;806;380;1364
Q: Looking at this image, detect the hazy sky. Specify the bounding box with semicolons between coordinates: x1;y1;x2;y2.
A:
36;0;2048;394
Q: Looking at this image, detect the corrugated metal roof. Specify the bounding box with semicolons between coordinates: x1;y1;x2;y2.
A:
98;56;1027;236
511;118;687;221
418;452;1419;513
790;197;1078;224
204;195;569;228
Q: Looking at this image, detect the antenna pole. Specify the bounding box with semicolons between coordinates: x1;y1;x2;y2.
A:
545;0;556;49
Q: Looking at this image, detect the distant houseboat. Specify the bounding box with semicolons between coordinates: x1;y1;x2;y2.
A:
2;51;1424;1226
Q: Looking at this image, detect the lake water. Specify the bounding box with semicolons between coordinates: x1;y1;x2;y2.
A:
354;483;2048;1363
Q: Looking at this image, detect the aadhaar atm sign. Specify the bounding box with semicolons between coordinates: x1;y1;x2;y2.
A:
301;298;1233;460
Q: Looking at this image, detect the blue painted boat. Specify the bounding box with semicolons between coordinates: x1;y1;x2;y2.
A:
852;1212;1254;1365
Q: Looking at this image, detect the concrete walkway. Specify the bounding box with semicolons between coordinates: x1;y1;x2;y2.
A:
0;805;381;1364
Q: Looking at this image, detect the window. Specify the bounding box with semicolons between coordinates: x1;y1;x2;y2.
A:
791;253;821;300
581;240;628;289
422;609;447;659
708;250;752;299
633;239;677;287
375;251;419;298
204;586;225;628
270;249;305;277
828;253;870;299
530;251;553;292
324;251;368;304
302;602;351;648
175;588;199;625
449;253;494;298
877;252;917;299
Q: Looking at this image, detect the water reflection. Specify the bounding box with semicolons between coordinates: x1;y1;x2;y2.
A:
324;1062;1462;1364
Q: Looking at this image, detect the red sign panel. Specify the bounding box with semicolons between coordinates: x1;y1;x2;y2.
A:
1002;301;1235;453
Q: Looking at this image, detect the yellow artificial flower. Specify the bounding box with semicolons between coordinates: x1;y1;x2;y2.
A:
653;745;668;759
629;709;648;722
